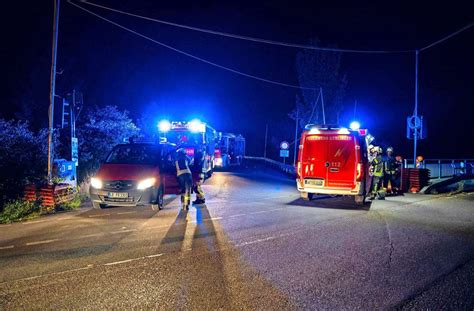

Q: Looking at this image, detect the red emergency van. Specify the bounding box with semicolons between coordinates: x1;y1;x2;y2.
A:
89;142;180;209
296;125;371;204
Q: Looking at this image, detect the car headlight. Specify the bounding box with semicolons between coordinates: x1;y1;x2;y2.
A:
137;177;156;190
90;177;103;189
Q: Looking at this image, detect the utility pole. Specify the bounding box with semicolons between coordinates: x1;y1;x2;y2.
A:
263;124;268;158
413;50;419;167
293;106;299;166
47;0;60;183
320;87;326;124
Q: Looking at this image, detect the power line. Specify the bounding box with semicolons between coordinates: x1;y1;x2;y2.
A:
80;0;414;54
68;1;319;90
420;21;474;51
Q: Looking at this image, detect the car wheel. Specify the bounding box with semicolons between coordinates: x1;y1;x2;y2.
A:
355;195;365;205
92;201;103;209
301;192;314;201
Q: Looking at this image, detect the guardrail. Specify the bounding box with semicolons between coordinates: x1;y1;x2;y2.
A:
247;157;474;180
403;159;474;179
245;156;296;175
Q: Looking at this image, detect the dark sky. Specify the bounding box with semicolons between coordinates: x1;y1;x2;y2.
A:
1;1;473;159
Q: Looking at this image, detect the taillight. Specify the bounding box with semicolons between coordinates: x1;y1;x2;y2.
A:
297;161;302;178
356;163;363;181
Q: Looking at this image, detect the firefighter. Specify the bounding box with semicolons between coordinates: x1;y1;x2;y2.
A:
369;146;385;200
383;147;400;193
175;148;192;210
368;144;376;162
416;155;424;168
192;146;206;205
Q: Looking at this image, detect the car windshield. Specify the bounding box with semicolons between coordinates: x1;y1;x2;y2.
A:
164;131;203;146
106;144;161;165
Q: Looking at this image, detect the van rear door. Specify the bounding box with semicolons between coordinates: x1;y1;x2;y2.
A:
301;135;328;184
325;134;357;189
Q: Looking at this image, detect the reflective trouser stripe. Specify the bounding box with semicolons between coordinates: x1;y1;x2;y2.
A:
181;190;190;207
177;169;191;176
193;181;205;199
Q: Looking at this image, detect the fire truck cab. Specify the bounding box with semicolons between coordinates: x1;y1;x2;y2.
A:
158;119;217;178
214;132;246;168
296;125;372;204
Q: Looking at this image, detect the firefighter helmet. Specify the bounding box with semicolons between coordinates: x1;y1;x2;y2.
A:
177;148;187;155
387;146;394;153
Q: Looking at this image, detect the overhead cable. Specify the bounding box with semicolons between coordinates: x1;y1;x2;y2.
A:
68;1;319;90
80;0;414;54
419;21;474;51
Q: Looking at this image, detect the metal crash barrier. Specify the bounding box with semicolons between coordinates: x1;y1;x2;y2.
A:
244;156;296;175
403;159;474;179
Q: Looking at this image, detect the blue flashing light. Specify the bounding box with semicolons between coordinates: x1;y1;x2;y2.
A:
158;120;171;132
188;119;205;133
350;121;361;131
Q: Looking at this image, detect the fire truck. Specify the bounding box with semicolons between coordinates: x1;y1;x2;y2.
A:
296;124;373;205
214;132;246;168
158;119;217;178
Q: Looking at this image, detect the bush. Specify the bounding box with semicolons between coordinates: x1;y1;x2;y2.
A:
0;119;49;208
0;199;43;223
56;193;85;211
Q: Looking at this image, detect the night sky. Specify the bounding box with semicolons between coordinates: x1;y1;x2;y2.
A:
1;1;473;159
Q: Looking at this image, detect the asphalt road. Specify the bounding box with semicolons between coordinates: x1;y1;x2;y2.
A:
0;167;473;309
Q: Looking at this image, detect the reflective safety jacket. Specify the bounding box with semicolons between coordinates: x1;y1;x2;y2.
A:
176;154;192;176
384;155;399;175
371;156;384;177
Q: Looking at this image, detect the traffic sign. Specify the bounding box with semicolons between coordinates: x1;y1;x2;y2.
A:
280;150;290;158
71;137;78;166
280;141;290;150
408;115;421;129
406;115;426;140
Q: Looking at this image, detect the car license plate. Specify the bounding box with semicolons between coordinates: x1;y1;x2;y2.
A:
305;179;324;186
108;192;128;198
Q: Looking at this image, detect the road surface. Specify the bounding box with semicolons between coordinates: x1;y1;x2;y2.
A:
1;167;473;309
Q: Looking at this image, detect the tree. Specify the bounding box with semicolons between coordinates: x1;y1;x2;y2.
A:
290;38;347;128
76;105;139;181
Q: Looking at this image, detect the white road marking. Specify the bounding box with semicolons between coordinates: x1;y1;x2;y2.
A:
111;229;138;234
0;245;14;250
117;211;136;215
8;266;94;283
26;239;59;246
22;220;46;225
104;258;140;266
104;253;164;266
146;253;164;258
88;213;111;218
249;210;269;214
236;236;276;247
228;213;247;218
248;208;285;215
